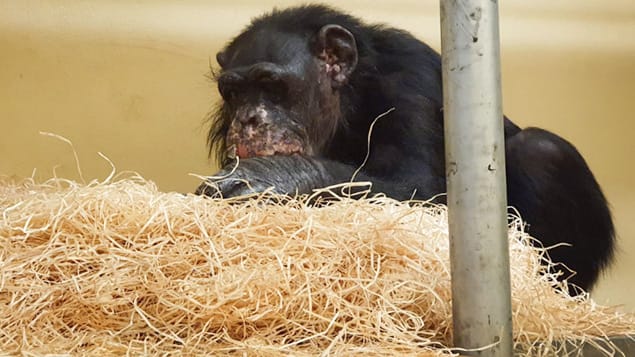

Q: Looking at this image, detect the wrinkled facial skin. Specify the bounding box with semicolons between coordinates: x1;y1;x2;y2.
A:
225;104;306;159
214;31;340;161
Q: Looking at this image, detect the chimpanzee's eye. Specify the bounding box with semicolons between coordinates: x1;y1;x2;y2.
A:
217;72;244;102
218;83;238;102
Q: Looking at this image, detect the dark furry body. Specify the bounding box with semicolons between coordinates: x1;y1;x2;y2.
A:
198;5;614;291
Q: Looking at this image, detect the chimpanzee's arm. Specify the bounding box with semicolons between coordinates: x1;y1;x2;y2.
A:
195;154;440;200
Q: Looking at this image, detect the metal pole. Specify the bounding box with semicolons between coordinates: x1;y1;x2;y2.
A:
440;0;513;356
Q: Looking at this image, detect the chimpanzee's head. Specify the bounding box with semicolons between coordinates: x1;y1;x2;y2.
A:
207;7;360;163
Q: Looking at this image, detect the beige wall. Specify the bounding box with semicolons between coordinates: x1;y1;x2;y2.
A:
1;1;633;311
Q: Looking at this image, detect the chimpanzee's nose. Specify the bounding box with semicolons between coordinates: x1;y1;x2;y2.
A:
238;106;268;127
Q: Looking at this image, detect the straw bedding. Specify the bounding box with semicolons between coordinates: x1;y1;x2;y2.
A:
0;173;633;356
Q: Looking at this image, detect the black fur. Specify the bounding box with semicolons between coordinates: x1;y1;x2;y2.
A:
198;4;614;292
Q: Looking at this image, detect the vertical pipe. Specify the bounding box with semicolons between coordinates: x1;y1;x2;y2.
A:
439;0;513;356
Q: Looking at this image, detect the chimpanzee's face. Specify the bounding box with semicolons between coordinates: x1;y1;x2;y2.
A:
214;25;358;159
216;32;317;159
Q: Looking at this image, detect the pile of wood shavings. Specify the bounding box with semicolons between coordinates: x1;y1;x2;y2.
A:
0;174;633;356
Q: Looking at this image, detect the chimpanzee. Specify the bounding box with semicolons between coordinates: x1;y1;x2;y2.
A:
195;5;614;292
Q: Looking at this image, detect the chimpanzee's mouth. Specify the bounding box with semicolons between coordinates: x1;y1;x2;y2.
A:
229;143;304;159
226;131;306;159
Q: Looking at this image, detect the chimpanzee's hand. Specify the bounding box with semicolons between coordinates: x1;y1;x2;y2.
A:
195;158;281;198
195;155;337;199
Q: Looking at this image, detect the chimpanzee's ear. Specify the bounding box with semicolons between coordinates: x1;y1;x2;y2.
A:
316;24;358;87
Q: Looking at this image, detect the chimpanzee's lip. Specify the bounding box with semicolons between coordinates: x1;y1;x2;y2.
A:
236;144;251;159
225;121;309;159
228;142;304;159
273;148;304;156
